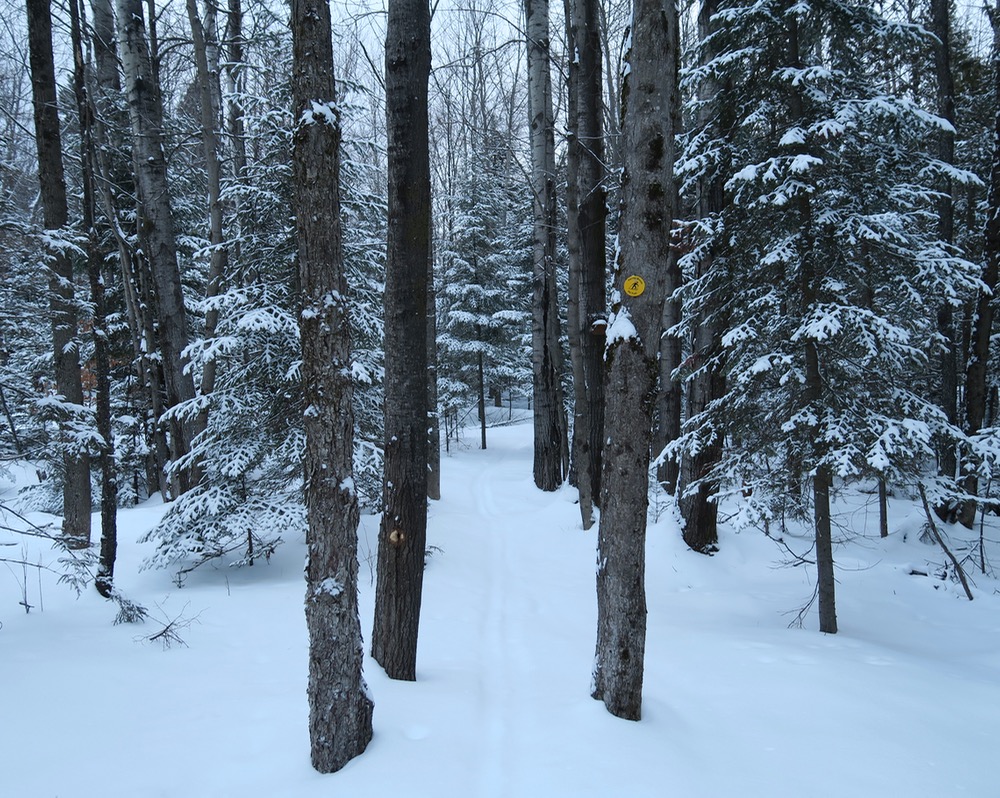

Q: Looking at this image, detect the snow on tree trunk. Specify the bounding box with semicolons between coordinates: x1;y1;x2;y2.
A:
932;0;960;512
525;0;569;492
185;0;227;400
962;9;1000;527
68;0;118;589
565;0;607;527
678;0;727;552
26;0;92;549
116;0;201;493
592;0;678;721
291;0;373;772
372;0;431;682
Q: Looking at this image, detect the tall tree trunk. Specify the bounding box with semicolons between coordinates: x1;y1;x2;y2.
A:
592;0;678;721
26;0;92;549
116;0;201;494
566;0;607;528
962;7;1000;527
477;342;487;450
372;0;431;682
931;0;960;514
653;82;682;496
186;0;227;398
786;4;836;634
224;0;248;280
292;0;374;772
678;0;727;553
427;219;441;500
69;0;118;590
525;0;569;492
89;0;166;500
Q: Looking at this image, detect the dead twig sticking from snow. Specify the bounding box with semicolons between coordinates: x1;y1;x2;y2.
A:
918;484;974;601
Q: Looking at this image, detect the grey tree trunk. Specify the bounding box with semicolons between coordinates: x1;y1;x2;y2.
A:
678;0;727;553
785;5;836;633
116;0;200;493
26;0;92;549
566;0;607;528
224;0;248;279
653;90;682;496
931;0;960;512
592;0;678;721
427;222;441;501
372;0;431;682
186;0;227;398
477;345;487;450
525;0;569;492
89;0;167;501
291;0;374;772
69;0;118;590
962;8;1000;527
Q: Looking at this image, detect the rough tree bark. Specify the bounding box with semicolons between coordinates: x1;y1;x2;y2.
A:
962;6;1000;527
116;0;201;493
785;3;836;634
185;0;227;398
652;39;683;496
223;0;248;279
678;0;727;553
566;0;607;528
89;0;170;501
525;0;569;492
592;0;678;721
26;0;92;549
428;222;441;500
69;0;118;590
291;0;374;772
371;0;431;681
931;0;960;516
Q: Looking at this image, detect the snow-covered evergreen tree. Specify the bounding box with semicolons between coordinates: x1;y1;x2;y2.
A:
437;145;532;445
140;51;387;579
673;0;983;630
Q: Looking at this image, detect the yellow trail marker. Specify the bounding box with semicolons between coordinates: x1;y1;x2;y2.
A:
623;275;645;297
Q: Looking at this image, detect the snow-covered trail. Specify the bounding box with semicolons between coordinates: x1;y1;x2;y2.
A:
3;421;1000;797
367;430;606;797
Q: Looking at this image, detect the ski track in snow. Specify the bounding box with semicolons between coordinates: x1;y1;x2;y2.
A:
4;422;1000;797
475;451;512;798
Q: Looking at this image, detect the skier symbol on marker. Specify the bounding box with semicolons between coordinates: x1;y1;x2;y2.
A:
624;275;645;297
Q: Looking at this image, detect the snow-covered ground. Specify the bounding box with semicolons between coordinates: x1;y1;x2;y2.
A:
2;421;998;797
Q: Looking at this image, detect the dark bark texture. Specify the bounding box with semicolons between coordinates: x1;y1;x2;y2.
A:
932;0;960;504
962;11;1000;526
784;4;836;633
116;0;200;491
592;0;678;721
26;0;92;548
526;0;569;492
566;0;606;527
68;0;118;589
679;0;727;552
371;0;431;681
292;0;374;772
